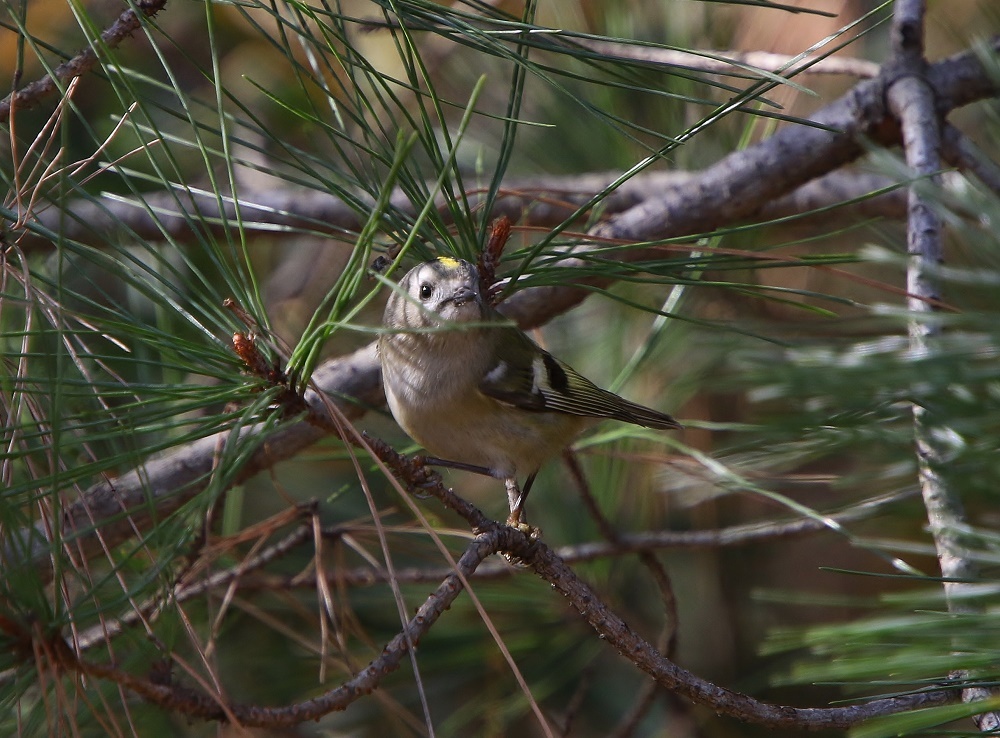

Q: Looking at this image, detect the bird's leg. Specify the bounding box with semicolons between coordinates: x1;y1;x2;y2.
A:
419;456;493;476
506;472;539;537
505;478;522;524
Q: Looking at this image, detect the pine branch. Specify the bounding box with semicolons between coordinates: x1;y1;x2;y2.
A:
35;476;959;731
502;36;1000;329
5;13;1000;732
887;1;1000;731
11;35;999;585
5;344;383;584
24;169;906;248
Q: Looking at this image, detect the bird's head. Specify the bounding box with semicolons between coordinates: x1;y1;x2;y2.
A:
387;257;486;330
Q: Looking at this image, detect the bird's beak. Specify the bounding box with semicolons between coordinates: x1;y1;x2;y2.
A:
450;285;479;307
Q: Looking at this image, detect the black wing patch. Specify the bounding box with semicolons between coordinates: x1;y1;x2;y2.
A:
477;337;681;429
479;358;548;411
541;352;569;394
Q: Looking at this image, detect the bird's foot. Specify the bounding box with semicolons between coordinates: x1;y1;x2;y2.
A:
503;482;541;564
502;518;541;567
505;514;542;540
409;455;444;490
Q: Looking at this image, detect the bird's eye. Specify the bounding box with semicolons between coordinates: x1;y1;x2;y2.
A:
418;283;433;301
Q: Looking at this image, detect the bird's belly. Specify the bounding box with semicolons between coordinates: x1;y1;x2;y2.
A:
384;380;588;480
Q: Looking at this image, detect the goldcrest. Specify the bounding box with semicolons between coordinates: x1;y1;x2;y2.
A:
378;257;680;526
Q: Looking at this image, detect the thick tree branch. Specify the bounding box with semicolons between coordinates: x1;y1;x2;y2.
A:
501;37;1000;329
25;169;906;248
887;1;1000;731
573;41;880;79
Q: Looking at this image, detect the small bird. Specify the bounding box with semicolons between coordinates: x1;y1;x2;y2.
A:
378;257;680;527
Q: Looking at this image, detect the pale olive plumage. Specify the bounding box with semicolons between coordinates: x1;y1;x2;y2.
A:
378;257;680;525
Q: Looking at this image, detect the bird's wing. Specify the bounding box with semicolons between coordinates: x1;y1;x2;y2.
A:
478;328;680;430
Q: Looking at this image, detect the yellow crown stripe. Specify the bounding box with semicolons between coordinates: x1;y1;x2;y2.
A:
436;256;461;268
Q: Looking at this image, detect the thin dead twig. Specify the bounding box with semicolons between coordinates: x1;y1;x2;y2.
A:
54;531;504;726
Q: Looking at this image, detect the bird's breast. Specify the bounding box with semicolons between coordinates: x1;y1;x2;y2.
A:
379;334;589;479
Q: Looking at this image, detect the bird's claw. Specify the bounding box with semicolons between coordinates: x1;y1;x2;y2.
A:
505;513;542;540
409;455;443;489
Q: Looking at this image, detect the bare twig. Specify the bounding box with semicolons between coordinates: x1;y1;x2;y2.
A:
557;664;594;737
55;531;505;726
135;490;923;593
887;1;1000;731
608;676;660;738
0;0;169;122
512;532;956;730
607;627;689;738
47;488;909;673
